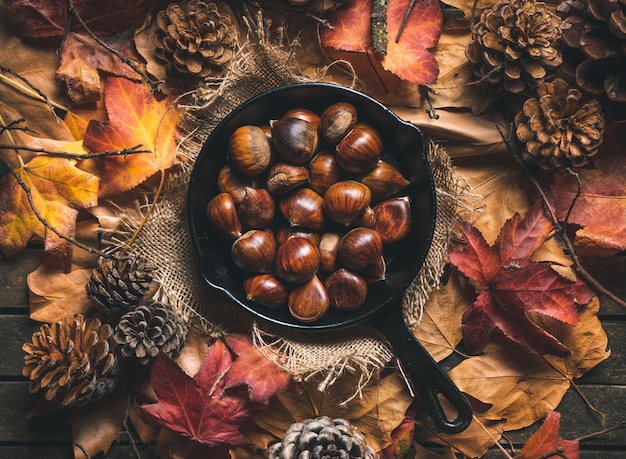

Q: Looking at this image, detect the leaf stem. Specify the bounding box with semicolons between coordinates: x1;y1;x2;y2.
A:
0;144;151;159
496;124;626;309
575;419;626;442
472;414;514;459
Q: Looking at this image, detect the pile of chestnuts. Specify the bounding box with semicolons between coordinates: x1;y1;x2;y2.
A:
205;101;413;323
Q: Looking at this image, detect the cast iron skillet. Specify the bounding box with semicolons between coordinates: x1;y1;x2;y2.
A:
188;83;472;434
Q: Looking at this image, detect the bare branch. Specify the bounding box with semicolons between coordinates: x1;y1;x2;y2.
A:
0;143;152;159
0;118;38;136
0;65;60;119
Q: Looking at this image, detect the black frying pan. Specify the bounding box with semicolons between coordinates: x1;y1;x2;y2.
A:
187;83;472;433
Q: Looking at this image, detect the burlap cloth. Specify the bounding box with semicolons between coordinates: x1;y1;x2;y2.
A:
111;28;469;394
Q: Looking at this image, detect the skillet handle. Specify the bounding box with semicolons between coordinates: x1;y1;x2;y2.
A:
370;298;472;434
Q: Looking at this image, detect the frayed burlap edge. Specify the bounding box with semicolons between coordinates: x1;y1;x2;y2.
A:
103;19;475;396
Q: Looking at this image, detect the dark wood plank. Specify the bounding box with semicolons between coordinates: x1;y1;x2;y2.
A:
0;249;46;310
577;321;626;385
0;444;156;459
0;315;43;377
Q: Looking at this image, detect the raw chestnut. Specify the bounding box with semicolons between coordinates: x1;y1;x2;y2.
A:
279;187;326;230
217;165;258;204
338;227;383;271
358;161;410;202
276;227;321;247
243;274;288;309
308;152;345;196
373;196;412;244
323;180;371;226
324;269;367;310
206;192;242;239
288;275;329;322
227;125;272;175
362;255;386;283
231;229;276;273
320;102;358;143
238;187;275;229
271;117;319;164
283;107;321;130
352;206;376;229
336;123;382;174
266;162;309;195
275;236;320;283
318;232;341;274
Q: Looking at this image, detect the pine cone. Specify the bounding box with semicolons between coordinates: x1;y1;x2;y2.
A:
152;0;236;79
22;315;119;408
267;416;377;459
465;0;563;94
557;0;626;102
515;78;605;170
114;300;188;365
85;256;154;315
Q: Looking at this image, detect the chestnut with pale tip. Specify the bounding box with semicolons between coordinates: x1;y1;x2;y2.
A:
206;192;242;239
231;228;276;273
279;187;327;230
323;180;371;226
336;123;382;174
227;125;272;176
320;101;357;143
274;236;321;284
288;275;329;322
266;162;309;196
243;274;288;309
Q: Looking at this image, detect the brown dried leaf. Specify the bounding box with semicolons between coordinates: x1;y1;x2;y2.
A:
411;270;473;361
174;326;212;377
428;413;505;459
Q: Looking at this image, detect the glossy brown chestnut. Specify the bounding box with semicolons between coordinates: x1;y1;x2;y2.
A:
338;227;383;271
227;125;272;176
320;102;358;143
206;192;242;239
352;206;376;229
231;228;276;273
217;165;258;205
318;232;341;274
324;269;368;310
336;123;382;174
237;187;275;229
358;161;410;202
266;162;309;195
278;188;326;230
271;117;319;164
308;152;345;196
243;274;288;309
361;255;386;283
282;107;321;130
373;196;412;244
288;275;329;322
276;227;322;247
274;236;320;284
323;180;372;226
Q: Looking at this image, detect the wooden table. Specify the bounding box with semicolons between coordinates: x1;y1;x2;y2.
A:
1;248;624;458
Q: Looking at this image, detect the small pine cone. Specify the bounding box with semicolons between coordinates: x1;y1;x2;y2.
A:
86;256;154;315
267;416;377;459
22;315;119;408
114;300;188;365
152;0;236;79
557;0;626;102
515;78;605;171
465;0;563;94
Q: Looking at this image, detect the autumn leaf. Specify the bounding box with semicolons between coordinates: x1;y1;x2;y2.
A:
83;76;180;196
138;340;255;447
320;0;443;84
515;411;579;459
379;417;414;459
449;201;595;356
223;334;292;404
553;121;626;257
56;31;146;104
0;154;99;265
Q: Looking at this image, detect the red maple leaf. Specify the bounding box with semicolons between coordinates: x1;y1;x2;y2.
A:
320;0;442;84
223;334;292;404
449;201;595;356
138;340;254;447
515;411;580;459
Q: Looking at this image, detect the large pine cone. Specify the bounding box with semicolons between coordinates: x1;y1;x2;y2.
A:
267;416;377;459
152;0;236;78
515;78;605;170
466;0;563;94
22;315;119;408
557;0;626;102
85;255;154;315
114;300;188;365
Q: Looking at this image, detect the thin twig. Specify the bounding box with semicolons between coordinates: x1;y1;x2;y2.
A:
563;167;582;226
575;419;626;442
121;390;143;459
496;124;626;309
0;65;60;119
420;85;439;119
396;0;417;43
65;0;161;93
470;0;480;33
0;118;38;136
0;143;151;159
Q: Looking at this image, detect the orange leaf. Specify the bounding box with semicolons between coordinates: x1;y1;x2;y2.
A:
83;76;180;197
381;0;442;84
0;155;99;265
320;0;372;52
515;411;579;459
